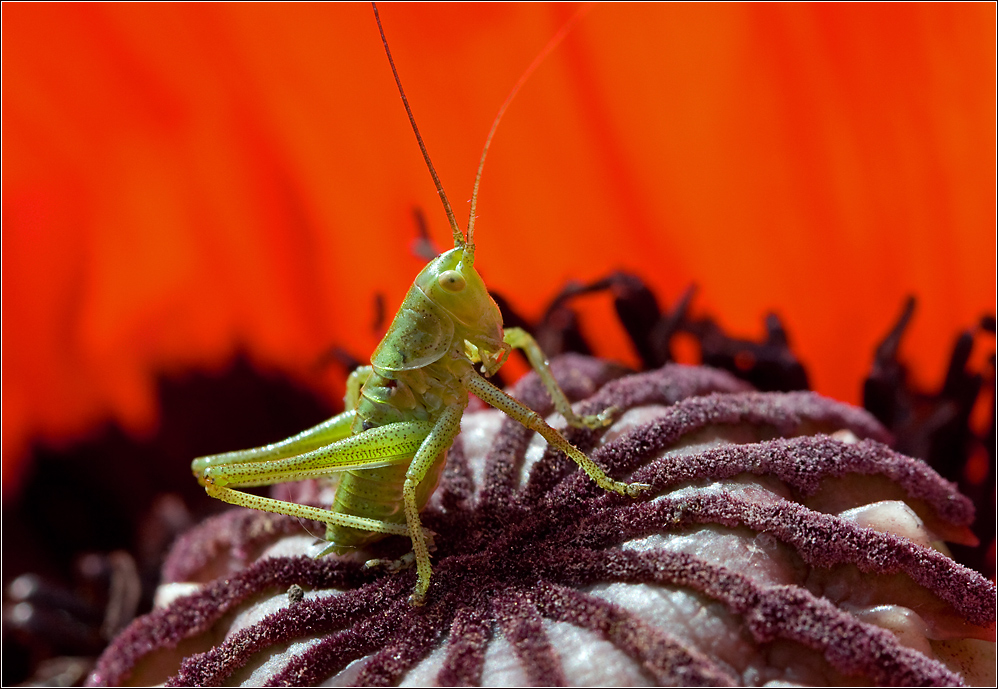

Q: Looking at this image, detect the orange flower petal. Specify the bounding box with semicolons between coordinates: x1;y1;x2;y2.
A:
3;4;995;493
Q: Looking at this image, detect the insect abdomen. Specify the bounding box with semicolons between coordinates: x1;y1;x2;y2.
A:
323;451;447;552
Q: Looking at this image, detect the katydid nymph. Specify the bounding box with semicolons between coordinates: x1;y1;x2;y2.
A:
191;4;651;606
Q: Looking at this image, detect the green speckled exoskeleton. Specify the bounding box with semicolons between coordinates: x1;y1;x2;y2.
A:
192;4;650;606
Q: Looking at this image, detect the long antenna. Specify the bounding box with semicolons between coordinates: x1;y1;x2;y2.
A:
465;5;592;258
373;3;463;249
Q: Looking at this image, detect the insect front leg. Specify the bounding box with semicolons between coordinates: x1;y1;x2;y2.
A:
502;327;617;429
464;370;651;499
345;366;374;411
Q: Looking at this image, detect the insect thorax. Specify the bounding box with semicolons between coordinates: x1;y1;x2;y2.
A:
354;357;470;432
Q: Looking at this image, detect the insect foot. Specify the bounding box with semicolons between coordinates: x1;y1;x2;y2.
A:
600;477;652;498
573;404;620;430
364;551;417;573
625;481;653;498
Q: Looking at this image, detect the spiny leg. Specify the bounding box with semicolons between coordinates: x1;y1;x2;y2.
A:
192;364;374;480
401;404;464;606
503;327;616;429
204;483;412;538
464;370;650;498
192;410;358;480
199;415;460;603
201;421;434;488
200;421;436;548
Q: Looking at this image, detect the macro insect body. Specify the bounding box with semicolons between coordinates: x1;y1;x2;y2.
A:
192;4;650;606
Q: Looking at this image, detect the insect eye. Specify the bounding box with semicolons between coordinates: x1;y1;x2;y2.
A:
438;270;466;292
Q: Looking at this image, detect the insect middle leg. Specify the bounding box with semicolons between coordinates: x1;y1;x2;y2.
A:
398;404;464;605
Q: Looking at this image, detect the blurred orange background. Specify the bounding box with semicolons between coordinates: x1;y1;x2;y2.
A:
3;3;995;495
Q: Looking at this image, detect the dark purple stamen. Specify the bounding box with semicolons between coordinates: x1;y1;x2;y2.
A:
88;356;995;687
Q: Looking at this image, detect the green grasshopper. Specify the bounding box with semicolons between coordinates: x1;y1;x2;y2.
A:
192;4;650;606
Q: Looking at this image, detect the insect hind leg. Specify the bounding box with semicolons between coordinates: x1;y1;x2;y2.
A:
191;410;358;481
199;420;437;556
203;483;413;538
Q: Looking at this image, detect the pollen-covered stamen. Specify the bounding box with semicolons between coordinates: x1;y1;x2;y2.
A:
90;356;994;687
